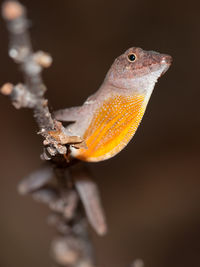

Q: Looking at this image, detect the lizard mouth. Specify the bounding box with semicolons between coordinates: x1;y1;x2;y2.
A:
160;54;172;76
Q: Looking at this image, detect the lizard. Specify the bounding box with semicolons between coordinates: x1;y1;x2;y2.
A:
54;47;172;162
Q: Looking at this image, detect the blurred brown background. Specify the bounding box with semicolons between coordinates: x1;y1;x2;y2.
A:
0;0;200;266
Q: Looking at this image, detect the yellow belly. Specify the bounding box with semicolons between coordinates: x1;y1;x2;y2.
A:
75;94;146;162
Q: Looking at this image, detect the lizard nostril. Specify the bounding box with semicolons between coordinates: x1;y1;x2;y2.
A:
161;55;172;65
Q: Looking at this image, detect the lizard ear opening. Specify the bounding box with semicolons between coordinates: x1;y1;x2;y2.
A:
128;53;136;62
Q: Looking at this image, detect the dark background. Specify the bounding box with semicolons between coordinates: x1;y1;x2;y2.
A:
0;0;200;266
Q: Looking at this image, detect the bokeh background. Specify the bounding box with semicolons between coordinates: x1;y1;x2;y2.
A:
0;0;200;266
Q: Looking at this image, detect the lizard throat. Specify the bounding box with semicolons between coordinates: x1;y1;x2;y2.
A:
73;93;147;162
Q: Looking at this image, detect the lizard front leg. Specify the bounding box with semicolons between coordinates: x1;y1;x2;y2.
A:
54;106;82;122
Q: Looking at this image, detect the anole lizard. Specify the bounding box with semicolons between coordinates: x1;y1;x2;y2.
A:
55;47;172;162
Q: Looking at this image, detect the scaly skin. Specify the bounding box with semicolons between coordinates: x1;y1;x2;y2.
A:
55;47;172;162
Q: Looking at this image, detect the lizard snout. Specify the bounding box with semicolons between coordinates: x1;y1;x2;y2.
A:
160;54;172;65
159;54;172;76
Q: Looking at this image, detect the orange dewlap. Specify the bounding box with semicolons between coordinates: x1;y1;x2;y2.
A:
75;94;146;162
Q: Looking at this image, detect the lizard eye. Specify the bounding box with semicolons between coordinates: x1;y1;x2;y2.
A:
128;53;136;62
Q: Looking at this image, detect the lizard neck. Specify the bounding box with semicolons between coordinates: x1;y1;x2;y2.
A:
102;67;163;98
98;79;154;108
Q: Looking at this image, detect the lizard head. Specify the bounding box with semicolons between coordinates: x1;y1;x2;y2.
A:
105;47;172;91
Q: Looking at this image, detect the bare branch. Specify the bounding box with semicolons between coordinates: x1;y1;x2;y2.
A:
18;164;54;194
1;2;104;267
1;0;85;159
70;163;107;236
